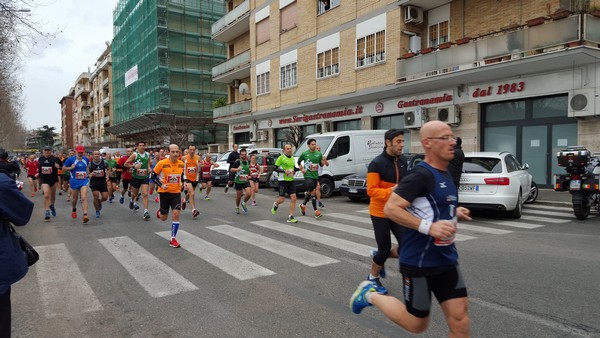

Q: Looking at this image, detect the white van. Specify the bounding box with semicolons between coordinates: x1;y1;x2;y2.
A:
99;148;127;157
293;130;386;197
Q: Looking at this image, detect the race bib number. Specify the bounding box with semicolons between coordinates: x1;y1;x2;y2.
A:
309;164;319;171
127;168;134;173
250;171;259;178
187;167;197;174
93;169;104;177
239;174;249;182
167;174;181;184
202;171;210;179
136;169;148;176
75;171;87;179
41;166;52;174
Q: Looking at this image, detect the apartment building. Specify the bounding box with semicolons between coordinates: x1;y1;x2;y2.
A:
72;73;92;147
107;0;229;150
59;93;74;150
212;0;600;188
88;43;116;147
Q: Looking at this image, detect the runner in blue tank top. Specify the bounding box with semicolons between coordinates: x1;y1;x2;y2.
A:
350;121;472;337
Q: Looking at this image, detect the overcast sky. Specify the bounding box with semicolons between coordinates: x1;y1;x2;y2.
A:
19;0;118;131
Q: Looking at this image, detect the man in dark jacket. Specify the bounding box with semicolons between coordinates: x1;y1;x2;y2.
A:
0;153;20;179
448;136;465;188
0;169;34;337
224;144;240;193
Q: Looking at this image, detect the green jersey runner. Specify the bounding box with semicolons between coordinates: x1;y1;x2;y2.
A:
297;149;323;179
275;154;296;181
233;159;251;184
132;151;150;179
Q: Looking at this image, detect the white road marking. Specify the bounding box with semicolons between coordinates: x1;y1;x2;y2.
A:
156;231;275;280
488;220;545;229
34;243;103;318
523;209;574;218
357;209;370;214
525;204;574;212
459;223;514;235
99;236;198;298
520;215;571;223
326;213;371;224
208;225;339;267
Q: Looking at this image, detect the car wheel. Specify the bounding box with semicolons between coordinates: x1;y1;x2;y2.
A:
507;190;522;219
524;181;538;204
320;178;333;198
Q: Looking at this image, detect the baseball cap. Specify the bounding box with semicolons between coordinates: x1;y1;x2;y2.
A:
43;146;52;151
75;145;85;153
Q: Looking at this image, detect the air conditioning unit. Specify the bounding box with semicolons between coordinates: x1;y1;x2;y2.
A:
317;121;332;133
257;130;268;141
404;107;426;129
568;89;597;118
404;6;423;24
231;79;240;88
249;131;256;142
436;106;461;125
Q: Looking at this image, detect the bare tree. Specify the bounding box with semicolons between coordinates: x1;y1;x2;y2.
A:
285;125;304;150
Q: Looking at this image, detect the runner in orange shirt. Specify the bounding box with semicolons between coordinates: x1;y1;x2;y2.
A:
182;144;201;218
151;144;185;248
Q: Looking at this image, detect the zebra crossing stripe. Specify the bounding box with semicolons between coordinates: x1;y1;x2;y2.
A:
99;236;198;298
489;220;545;229
251;220;374;256
156;231;276;280
299;217;399;244
459;223;513;235
34;243;103;318
523;209;574;218
356;209;370;214
208;225;339;267
525;204;573;212
519;215;571;223
326;213;371;224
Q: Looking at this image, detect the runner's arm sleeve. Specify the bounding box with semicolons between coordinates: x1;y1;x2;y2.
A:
150;171;163;187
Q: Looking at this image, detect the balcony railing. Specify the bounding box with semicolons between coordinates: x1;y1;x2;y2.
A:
212;50;251;82
397;14;589;82
102;116;110;125
102;78;109;88
213;100;252;119
102;96;110;106
211;0;250;42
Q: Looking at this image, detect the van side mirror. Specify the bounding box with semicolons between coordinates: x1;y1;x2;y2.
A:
328;149;338;159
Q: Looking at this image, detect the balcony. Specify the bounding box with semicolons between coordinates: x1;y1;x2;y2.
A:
211;0;250;42
81;110;92;121
212;50;251;83
102;77;109;88
397;14;600;84
102;96;110;106
213;100;252;119
102;116;110;125
74;85;90;98
398;0;451;10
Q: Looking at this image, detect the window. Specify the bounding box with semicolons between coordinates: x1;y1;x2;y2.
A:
317;47;339;79
256;72;271;95
317;0;340;15
280;1;297;32
428;20;449;47
356;30;385;68
280;62;297;89
330;136;350;158
256;18;270;44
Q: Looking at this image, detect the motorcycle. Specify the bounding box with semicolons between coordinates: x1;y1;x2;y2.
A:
554;146;600;220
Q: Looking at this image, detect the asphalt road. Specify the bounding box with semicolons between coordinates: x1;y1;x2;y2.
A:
9;186;600;338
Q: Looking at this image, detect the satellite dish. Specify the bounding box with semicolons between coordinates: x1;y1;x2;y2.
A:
239;82;249;95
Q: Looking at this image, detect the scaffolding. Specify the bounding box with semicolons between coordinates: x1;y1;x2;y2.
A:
110;0;228;146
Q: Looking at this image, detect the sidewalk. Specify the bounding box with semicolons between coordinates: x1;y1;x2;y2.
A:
536;188;571;206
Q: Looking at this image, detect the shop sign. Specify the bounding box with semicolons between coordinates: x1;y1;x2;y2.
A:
232;124;251;132
278;105;364;125
472;81;525;98
397;94;453;109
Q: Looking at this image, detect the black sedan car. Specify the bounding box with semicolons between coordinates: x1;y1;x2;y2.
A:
339;153;424;201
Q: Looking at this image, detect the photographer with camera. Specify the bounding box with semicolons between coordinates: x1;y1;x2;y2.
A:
0;168;34;337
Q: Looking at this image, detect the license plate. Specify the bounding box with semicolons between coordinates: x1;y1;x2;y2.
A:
348;188;357;193
570;180;581;190
459;185;479;192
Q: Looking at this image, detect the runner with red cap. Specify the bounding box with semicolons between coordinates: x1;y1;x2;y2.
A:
62;145;90;223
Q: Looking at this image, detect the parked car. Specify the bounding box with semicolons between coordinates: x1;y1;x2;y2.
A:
339;153;425;201
459;151;532;218
211;148;282;186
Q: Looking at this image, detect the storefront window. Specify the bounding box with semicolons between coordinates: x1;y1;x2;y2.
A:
484;126;517;154
334;119;360;131
302;124;317;136
485;101;526;122
234;132;250;144
275;128;288;148
532;96;568;119
374;114;410;152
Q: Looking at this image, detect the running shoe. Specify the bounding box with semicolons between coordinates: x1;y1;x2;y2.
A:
169;238;181;248
252;201;257;206
181;198;186;210
198;187;203;193
31;193;35;197
315;210;322;218
67;198;71;202
156;209;161;219
109;198;113;204
370;249;386;279
129;201;134;210
299;203;306;216
59;191;62;196
44;210;51;221
96;211;101;218
192;209;200;218
224;186;229;193
50;204;56;217
367;276;389;295
155;195;159;203
350;281;376;314
71;211;77;219
204;196;209;200
143;211;150;220
236;207;240;214
133;203;140;211
83;214;89;224
318;201;325;208
271;202;278;215
287;215;298;223
120;196;124;204
241;202;248;213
